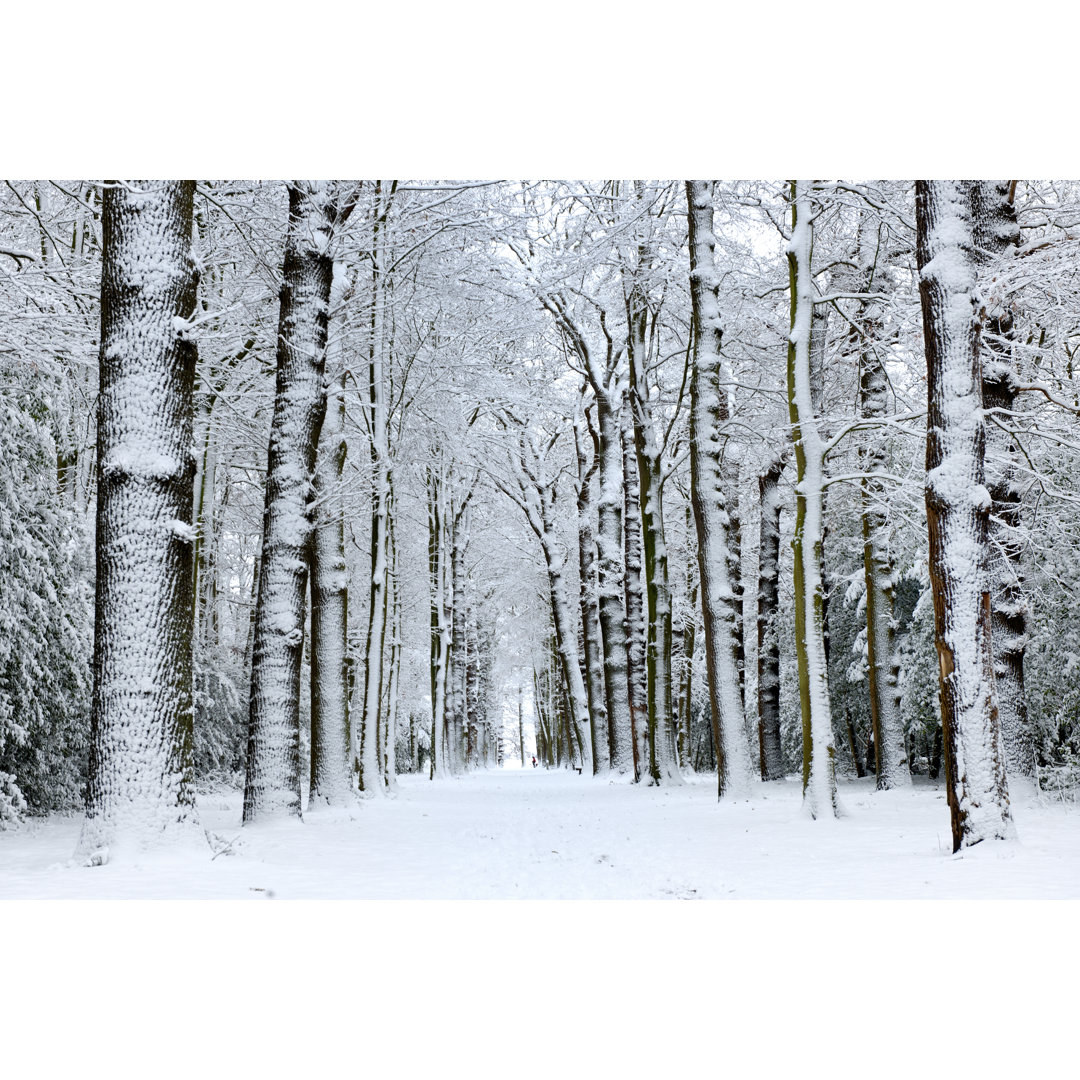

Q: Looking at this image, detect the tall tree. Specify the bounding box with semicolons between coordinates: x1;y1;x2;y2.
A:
622;182;681;785
786;180;839;819
686;179;753;798
244;182;350;823
756;453;786;781
358;181;395;794
916;179;1013;850
574;406;609;773
77;180;203;861
308;266;353;810
622;399;649;779
846;212;909;789
971;180;1033;778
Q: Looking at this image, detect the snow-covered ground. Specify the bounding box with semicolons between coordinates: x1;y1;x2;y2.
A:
2;768;1078;899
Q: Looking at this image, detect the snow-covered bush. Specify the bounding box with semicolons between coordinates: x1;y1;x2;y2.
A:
0;770;28;828
0;368;92;815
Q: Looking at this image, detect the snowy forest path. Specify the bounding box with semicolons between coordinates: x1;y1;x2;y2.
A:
1;772;1078;898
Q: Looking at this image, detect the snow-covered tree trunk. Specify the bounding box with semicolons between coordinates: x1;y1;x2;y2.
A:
786;181;839;819
850;231;909;791
191;390;217;645
244;182;337;823
465;589;481;769
595;394;635;775
448;515;468;774
533;665;552;766
541;292;633;774
575;411;609;773
518;687;526;767
428;465;450;779
309;275;353;809
622;399;649;780
971;180;1032;778
916;179;1013;850
627;294;680;786
78;180;203;861
686;179;753;799
542;543;590;771
756;455;785;780
359;182;393;795
384;499;400;788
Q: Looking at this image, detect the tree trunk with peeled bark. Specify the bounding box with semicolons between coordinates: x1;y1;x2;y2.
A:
78;179;203;862
916;179;1013;851
686;179;753;799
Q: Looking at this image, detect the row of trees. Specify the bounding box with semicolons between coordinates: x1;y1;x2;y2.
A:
2;180;1079;855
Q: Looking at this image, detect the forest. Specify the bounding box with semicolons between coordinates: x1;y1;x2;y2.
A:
1;178;1080;901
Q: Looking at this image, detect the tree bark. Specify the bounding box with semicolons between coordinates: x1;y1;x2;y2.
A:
244;182;336;823
686;179;753;799
971;180;1033;778
309;274;353;809
786;180;839;819
78;179;203;861
916;179;1013;851
359;182;394;794
540;292;634;774
626;272;680;786
575;410;609;773
428;464;450;779
622;400;649;780
756;455;785;780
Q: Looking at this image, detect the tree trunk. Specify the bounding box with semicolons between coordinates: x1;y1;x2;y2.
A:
78;179;203;861
309;274;353;809
518;687;526;767
786;180;839;819
428;465;450;779
244;183;336;823
575;412;608;773
448;510;468;774
359;184;393;794
541;292;634;775
384;491;401;788
622;400;649;781
841;217;910;791
756;455;785;780
860;365;907;790
916;179;1013;851
627;292;679;786
686;179;753;799
971;180;1033;778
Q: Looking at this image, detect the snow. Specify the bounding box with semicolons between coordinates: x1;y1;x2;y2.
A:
2;769;1077;898
165;518;196;542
